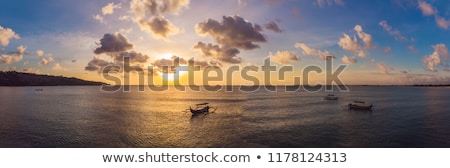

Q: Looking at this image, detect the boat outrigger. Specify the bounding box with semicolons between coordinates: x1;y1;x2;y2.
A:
348;101;373;111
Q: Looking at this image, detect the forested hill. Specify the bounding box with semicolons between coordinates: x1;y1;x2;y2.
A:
0;71;105;86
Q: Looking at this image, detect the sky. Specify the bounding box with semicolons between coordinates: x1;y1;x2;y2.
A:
0;0;450;85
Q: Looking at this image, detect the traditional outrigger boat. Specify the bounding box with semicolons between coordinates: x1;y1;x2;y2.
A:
348;101;373;111
324;94;338;100
189;103;216;115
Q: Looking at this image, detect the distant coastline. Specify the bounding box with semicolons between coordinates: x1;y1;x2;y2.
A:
0;71;105;86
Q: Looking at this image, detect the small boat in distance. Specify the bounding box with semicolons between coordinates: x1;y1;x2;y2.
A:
324;94;338;100
189;103;217;115
348;101;373;111
190;106;210;115
35;88;43;91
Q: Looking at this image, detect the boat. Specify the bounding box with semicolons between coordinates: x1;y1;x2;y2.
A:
185;103;218;116
189;103;217;115
190;105;210;115
324;94;338;100
35;88;43;91
348;101;373;110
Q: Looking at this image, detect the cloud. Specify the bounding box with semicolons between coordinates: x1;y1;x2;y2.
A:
195;15;266;50
114;51;150;63
152;55;187;70
417;1;449;30
102;2;121;15
0;45;25;64
408;45;418;54
341;55;357;64
265;21;282;33
119;28;132;34
94;33;134;55
151;56;205;75
379;20;407;41
41;57;49;65
118;15;130;21
253;24;263;32
316;0;345;7
354;25;374;49
418;1;436;16
238;0;247;7
85;56;112;71
138;16;180;38
269;51;299;65
384;46;391;54
130;0;189;39
151;56;220;74
87;33;150;73
337;33;366;57
377;62;388;74
52;63;65;71
36;50;44;57
422;44;448;72
130;0;189;16
194;15;266;64
0;25;20;47
435;16;450;30
295;43;332;60
93;14;105;23
338;25;376;57
40;56;55;66
193;42;241;64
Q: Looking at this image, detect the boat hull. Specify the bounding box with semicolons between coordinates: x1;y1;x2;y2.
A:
190;106;210;115
325;97;338;100
348;104;373;110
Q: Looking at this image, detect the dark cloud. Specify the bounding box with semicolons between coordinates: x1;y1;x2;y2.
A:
130;0;188;39
151;56;191;75
94;33;134;55
194;16;267;64
131;0;189;16
254;24;263;32
193;42;241;64
85;57;111;71
151;56;221;75
265;21;283;33
114;51;150;63
86;32;151;73
195;15;266;50
189;58;222;68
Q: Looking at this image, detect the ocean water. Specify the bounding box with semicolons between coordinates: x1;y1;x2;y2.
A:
0;86;449;147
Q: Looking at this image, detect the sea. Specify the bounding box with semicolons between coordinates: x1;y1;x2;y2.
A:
0;86;449;147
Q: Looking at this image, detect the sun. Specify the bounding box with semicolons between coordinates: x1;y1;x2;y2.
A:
157;66;188;81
